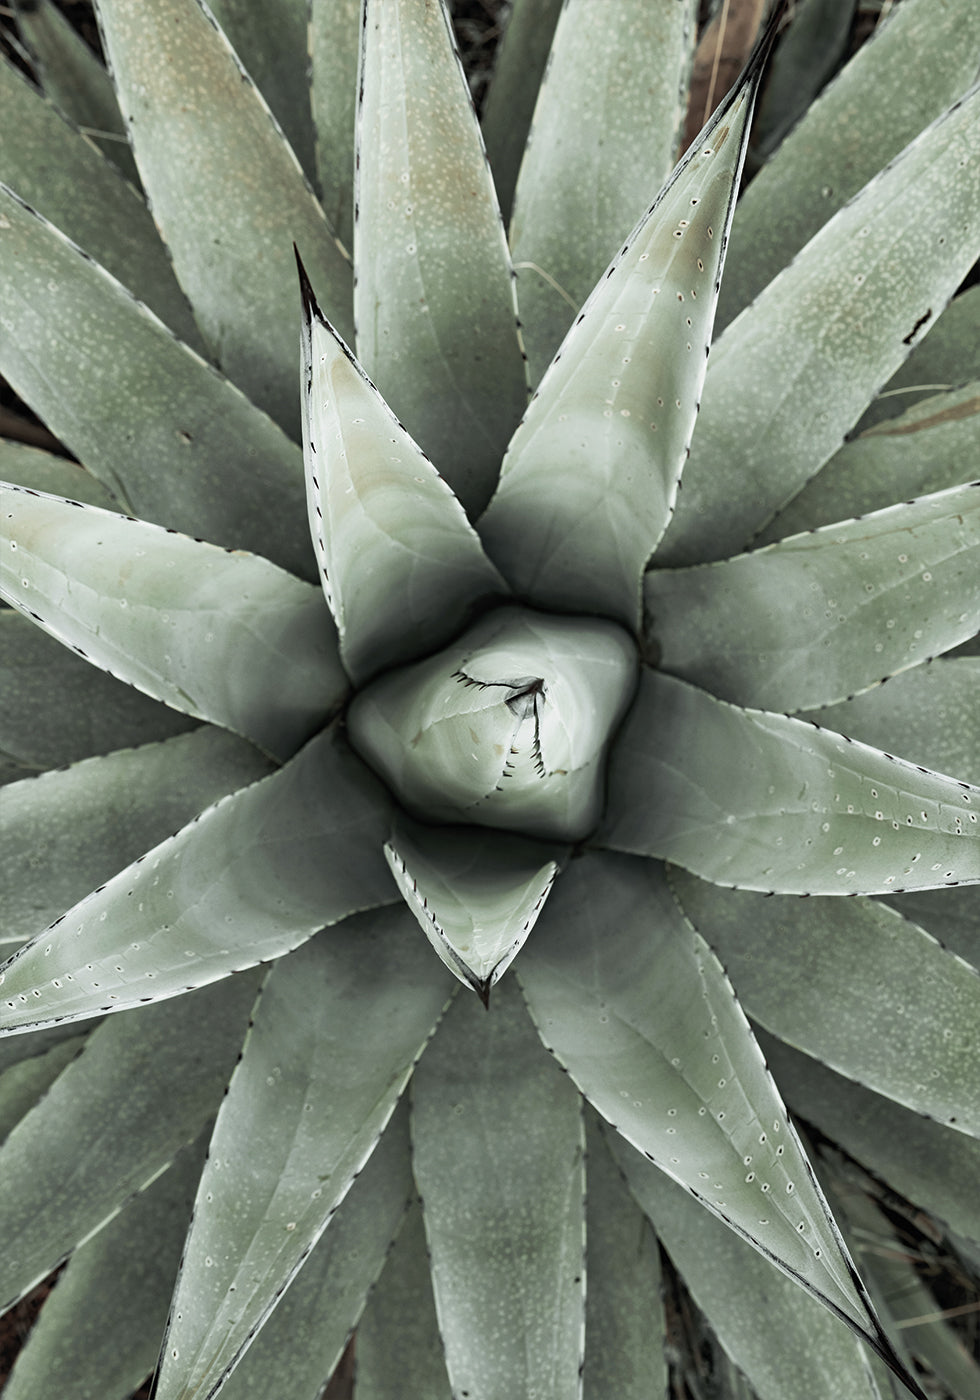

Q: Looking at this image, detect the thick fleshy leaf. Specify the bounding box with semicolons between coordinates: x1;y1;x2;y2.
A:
583;1113;667;1400
355;0;527;519
886;886;979;970
0;973;258;1310
659;81;980;566
645;483;980;712
750;0;855;164
412;979;585;1400
508;0;697;380
299;264;507;683
1;485;345;759
758;381;980;543
219;1100;414;1400
478;21;775;629
154;912;451;1400
0;186;312;577
0;725;395;1033
2;1133;206;1400
479;0;563;224
601;668;980;894
717;0;980;330
517;851;900;1369
384;821;559;1003
806;659;980;787
0;1034;85;1144
0;439;118;509
354;1198;452;1400
0;53;199;344
95;0;352;432
0;609;194;781
669;868;980;1135
14;0;140;183
609;1131;894;1400
309;0;360;255
758;1030;980;1246
1;727;273;952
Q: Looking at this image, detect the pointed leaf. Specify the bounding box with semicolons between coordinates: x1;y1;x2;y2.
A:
583;1113;667;1400
758;1030;980;1247
670;867;980;1135
0;725;396;1034
0;438;118;509
384;821;559;1002
0;53;199;344
0;1034;85;1145
14;0;140;183
95;0;351;432
2;1133;206;1400
355;1198;452;1400
0;609;194;780
517;851;908;1377
356;0;527;518
219;1100;414;1400
509;0;697;380
1;485;345;759
608;1131;894;1400
750;0;856;164
645;483;980;712
717;0;980;331
0;972;259;1310
0;186;312;577
478;23;775;629
310;0;360;254
412;979;585;1400
2;727;273;953
659;82;980;565
299;266;507;683
601;668;980;894
154;911;451;1400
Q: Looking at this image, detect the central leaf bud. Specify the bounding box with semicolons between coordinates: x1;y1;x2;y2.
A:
347;606;637;841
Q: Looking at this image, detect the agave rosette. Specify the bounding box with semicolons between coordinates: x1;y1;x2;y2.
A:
1;1;979;1398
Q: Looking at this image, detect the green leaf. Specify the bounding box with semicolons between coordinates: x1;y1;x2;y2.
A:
885;886;979;970
355;0;527;519
1;485;346;759
2;1132;207;1400
0;186;312;577
219;1099;414;1400
0;53;199;345
384;821;559;1003
757;1030;980;1247
508;0;697;380
669;867;980;1136
517;851;897;1366
354;1198;451;1400
207;0;316;182
659;81;980;566
583;1113;667;1400
717;0;980;331
608;1131;894;1400
0;972;258;1310
750;0;855;165
758;381;980;544
645;483;980;712
94;0;352;433
478;28;771;629
14;0;140;184
0;725;395;1033
411;979;585;1400
309;0;360;255
0;609;194;780
479;0;563;225
804;659;980;788
0;439;119;509
154;911;451;1400
0;1034;85;1144
1;727;273;952
299;265;507;683
601;669;980;894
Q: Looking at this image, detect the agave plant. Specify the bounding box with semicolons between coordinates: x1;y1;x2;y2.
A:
1;0;979;1397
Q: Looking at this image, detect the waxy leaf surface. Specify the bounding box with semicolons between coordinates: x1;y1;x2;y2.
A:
601;669;980;894
0;440;118;510
310;0;360;253
155;914;450;1400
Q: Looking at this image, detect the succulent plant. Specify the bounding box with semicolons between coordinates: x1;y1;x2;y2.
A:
1;1;979;1398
